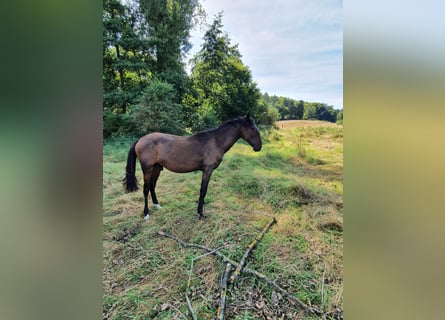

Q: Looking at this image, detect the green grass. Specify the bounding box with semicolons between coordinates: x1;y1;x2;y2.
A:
103;120;343;319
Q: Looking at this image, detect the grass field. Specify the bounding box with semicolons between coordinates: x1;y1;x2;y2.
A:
103;120;343;319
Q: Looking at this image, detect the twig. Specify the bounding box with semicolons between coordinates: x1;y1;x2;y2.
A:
185;294;197;320
151;302;187;320
321;263;326;309
216;263;232;320
157;231;323;316
169;302;187;320
187;247;225;288
229;217;276;284
185;246;226;320
242;265;322;315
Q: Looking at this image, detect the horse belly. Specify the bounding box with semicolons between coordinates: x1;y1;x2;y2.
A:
161;160;201;173
164;165;197;173
159;149;202;173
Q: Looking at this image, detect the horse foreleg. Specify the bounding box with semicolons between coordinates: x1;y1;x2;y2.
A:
198;169;213;219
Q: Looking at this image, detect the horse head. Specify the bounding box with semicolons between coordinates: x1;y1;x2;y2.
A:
240;114;262;152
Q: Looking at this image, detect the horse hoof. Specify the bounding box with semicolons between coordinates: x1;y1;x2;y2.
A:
144;214;150;220
198;214;206;220
154;204;162;209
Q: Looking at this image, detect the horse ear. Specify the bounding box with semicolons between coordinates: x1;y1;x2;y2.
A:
245;113;251;119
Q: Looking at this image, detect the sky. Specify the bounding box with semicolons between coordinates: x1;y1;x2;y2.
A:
187;0;343;109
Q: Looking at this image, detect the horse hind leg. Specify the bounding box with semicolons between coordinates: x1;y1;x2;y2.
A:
142;166;153;220
142;182;152;220
150;164;163;209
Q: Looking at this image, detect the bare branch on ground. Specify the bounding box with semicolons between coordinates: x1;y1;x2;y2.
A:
157;230;323;317
216;262;232;320
229;217;276;284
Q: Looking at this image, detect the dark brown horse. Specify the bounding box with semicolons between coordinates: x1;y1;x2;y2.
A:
123;115;262;220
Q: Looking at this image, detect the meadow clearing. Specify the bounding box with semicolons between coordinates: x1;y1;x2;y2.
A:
103;120;343;319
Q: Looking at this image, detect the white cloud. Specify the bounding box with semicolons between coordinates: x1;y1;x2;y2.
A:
188;0;343;108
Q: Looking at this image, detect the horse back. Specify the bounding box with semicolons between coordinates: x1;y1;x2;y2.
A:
135;132;217;173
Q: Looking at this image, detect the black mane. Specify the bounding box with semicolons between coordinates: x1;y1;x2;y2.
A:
194;117;246;137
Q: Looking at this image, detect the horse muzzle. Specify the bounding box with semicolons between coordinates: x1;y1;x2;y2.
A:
253;144;262;152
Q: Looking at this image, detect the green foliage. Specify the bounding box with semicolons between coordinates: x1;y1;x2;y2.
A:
103;109;136;139
103;0;204;136
303;103;318;120
103;0;153;113
139;0;203;72
138;0;204;100
129;79;184;135
262;93;342;123
103;109;120;138
195;100;220;131
336;109;343;124
183;13;263;129
256;105;279;126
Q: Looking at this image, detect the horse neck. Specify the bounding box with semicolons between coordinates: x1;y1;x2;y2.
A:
213;122;242;153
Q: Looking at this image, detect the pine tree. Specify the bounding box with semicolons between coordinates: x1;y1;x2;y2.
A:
184;13;261;130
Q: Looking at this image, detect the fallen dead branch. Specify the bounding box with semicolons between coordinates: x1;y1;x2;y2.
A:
157;230;323;317
185;294;197;320
185;246;226;320
229;217;276;284
216;262;232;320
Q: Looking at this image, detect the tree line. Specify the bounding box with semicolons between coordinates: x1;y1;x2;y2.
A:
260;93;343;123
103;0;342;139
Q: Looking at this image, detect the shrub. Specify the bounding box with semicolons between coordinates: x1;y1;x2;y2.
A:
103;110;137;139
103;109;120;139
129;80;185;136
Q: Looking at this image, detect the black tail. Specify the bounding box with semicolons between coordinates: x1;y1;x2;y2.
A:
123;140;139;193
